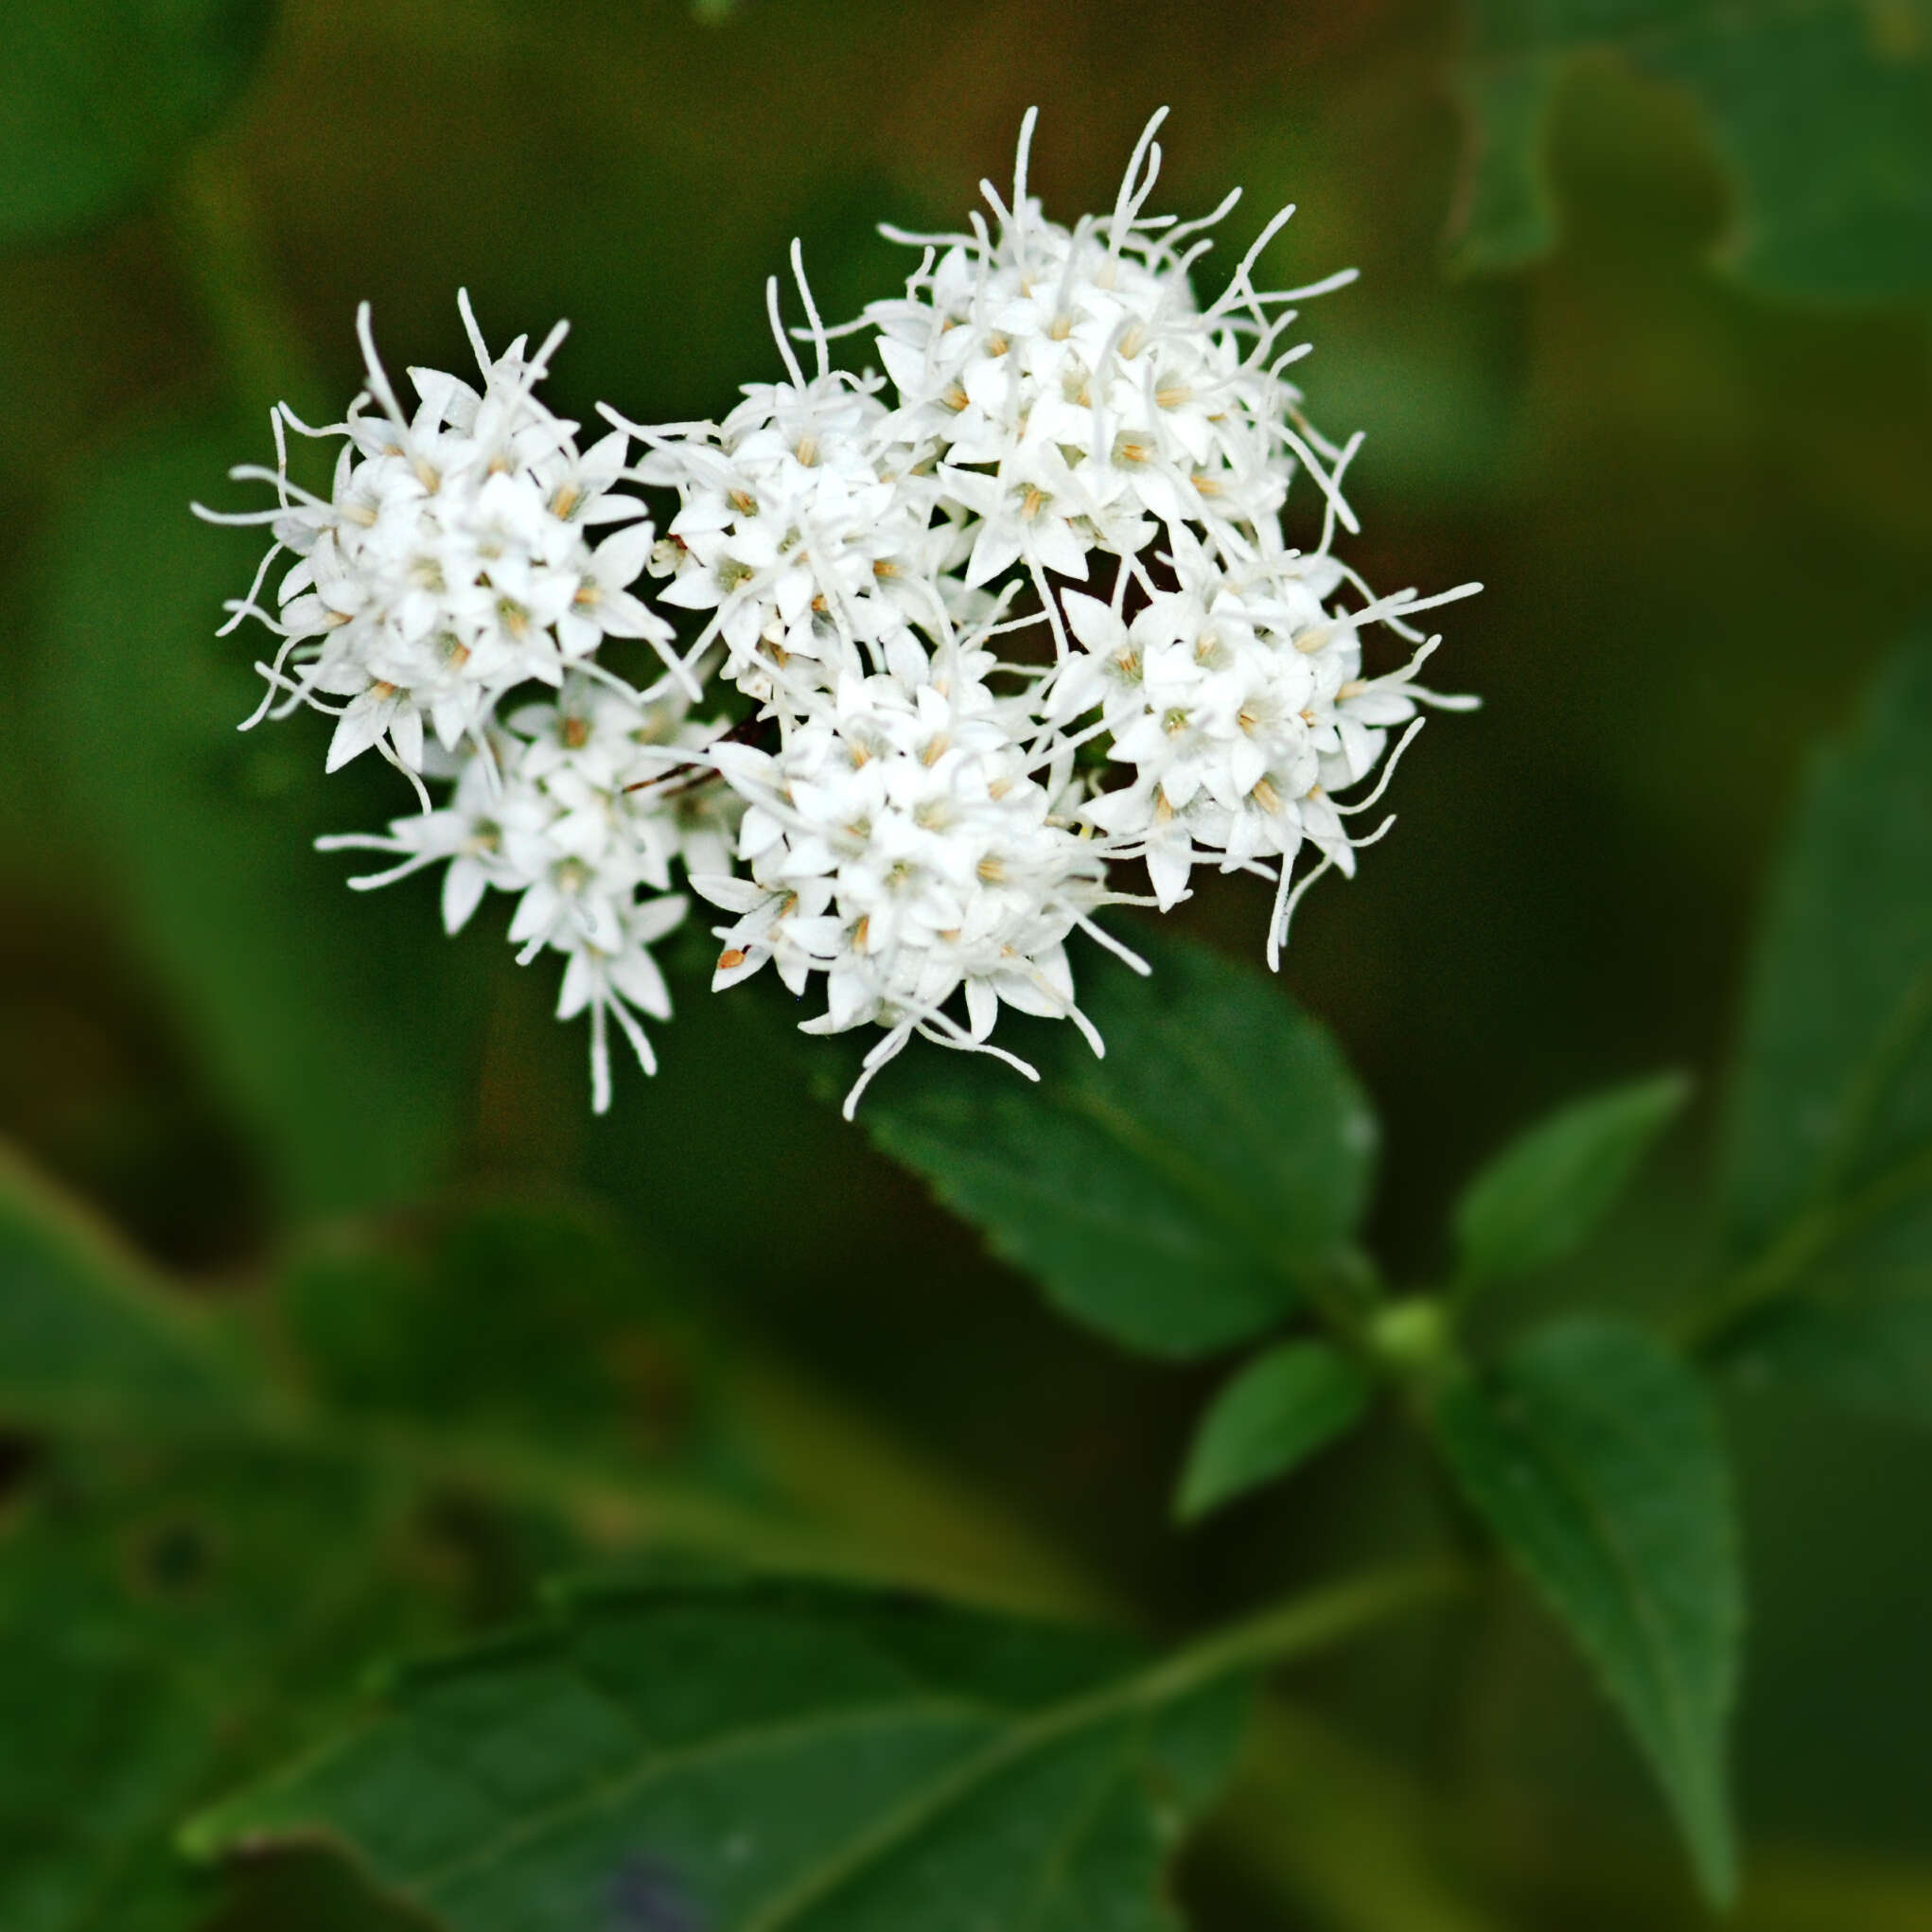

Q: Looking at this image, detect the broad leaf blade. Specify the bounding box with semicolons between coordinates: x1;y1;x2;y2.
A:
1723;628;1932;1275
1175;1342;1371;1522
1452;1072;1688;1289
859;930;1377;1358
0;1520;222;1932
1449;0;1932;305
1437;1318;1741;1905
184;1574;1248;1932
0;1444;452;1932
0;0;277;249
0;1145;247;1432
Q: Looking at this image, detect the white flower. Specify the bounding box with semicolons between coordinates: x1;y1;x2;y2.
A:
316;672;732;1111
197;292;679;782
200;111;1481;1119
626;247;952;719
1062;533;1479;961
691;644;1144;1115
864;106;1365;619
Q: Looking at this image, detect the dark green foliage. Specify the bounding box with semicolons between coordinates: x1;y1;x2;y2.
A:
0;1176;744;1932
6;8;1932;1924
0;1149;248;1432
1174;1343;1371;1522
278;1200;695;1453
184;1573;1249;1932
1437;1318;1741;1905
1728;1291;1932;1426
28;423;491;1216
1716;628;1932;1344
1451;1072;1688;1289
0;0;277;248
858;931;1377;1358
1450;0;1932;303
0;1447;434;1932
0;1514;219;1932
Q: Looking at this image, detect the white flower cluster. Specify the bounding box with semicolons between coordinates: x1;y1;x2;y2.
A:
313;677;729;1112
204;111;1476;1116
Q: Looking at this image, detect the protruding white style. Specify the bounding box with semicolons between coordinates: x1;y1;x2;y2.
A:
203;114;1477;1114
197;292;677;787
315;676;731;1112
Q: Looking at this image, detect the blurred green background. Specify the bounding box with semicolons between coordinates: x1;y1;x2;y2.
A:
3;1;1930;1926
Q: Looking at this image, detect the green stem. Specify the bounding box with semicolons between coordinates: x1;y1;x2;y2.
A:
724;1559;1467;1932
1126;1559;1469;1710
1673;1141;1932;1355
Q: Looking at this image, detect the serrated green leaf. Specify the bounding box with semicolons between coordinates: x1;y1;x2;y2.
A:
857;929;1377;1359
184;1573;1249;1932
1436;1318;1741;1906
0;0;277;250
1727;1289;1932;1425
0;1144;248;1433
29;420;491;1214
1722;628;1932;1283
1451;1073;1689;1290
1449;0;1932;304
1175;1342;1371;1522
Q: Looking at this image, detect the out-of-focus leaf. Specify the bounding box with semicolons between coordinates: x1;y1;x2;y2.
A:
0;1446;452;1932
0;1521;219;1932
1175;1341;1371;1522
29;421;490;1215
858;930;1377;1358
1728;1288;1932;1425
1450;56;1563;273
184;1572;1248;1932
278;1200;699;1458
282;1197;1106;1609
0;0;278;250
1449;0;1932;304
0;1143;247;1432
1451;1072;1688;1290
1436;1317;1741;1906
1721;628;1932;1283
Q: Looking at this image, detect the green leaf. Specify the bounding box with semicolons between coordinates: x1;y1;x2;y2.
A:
1175;1342;1371;1522
0;1444;452;1932
277;1200;697;1451
1722;627;1932;1282
1451;1073;1689;1289
857;929;1378;1358
184;1572;1248;1932
1449;0;1932;304
1727;1288;1932;1426
1450;54;1564;272
0;1144;248;1433
0;1516;222;1932
1436;1317;1741;1906
0;0;277;250
29;420;491;1214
